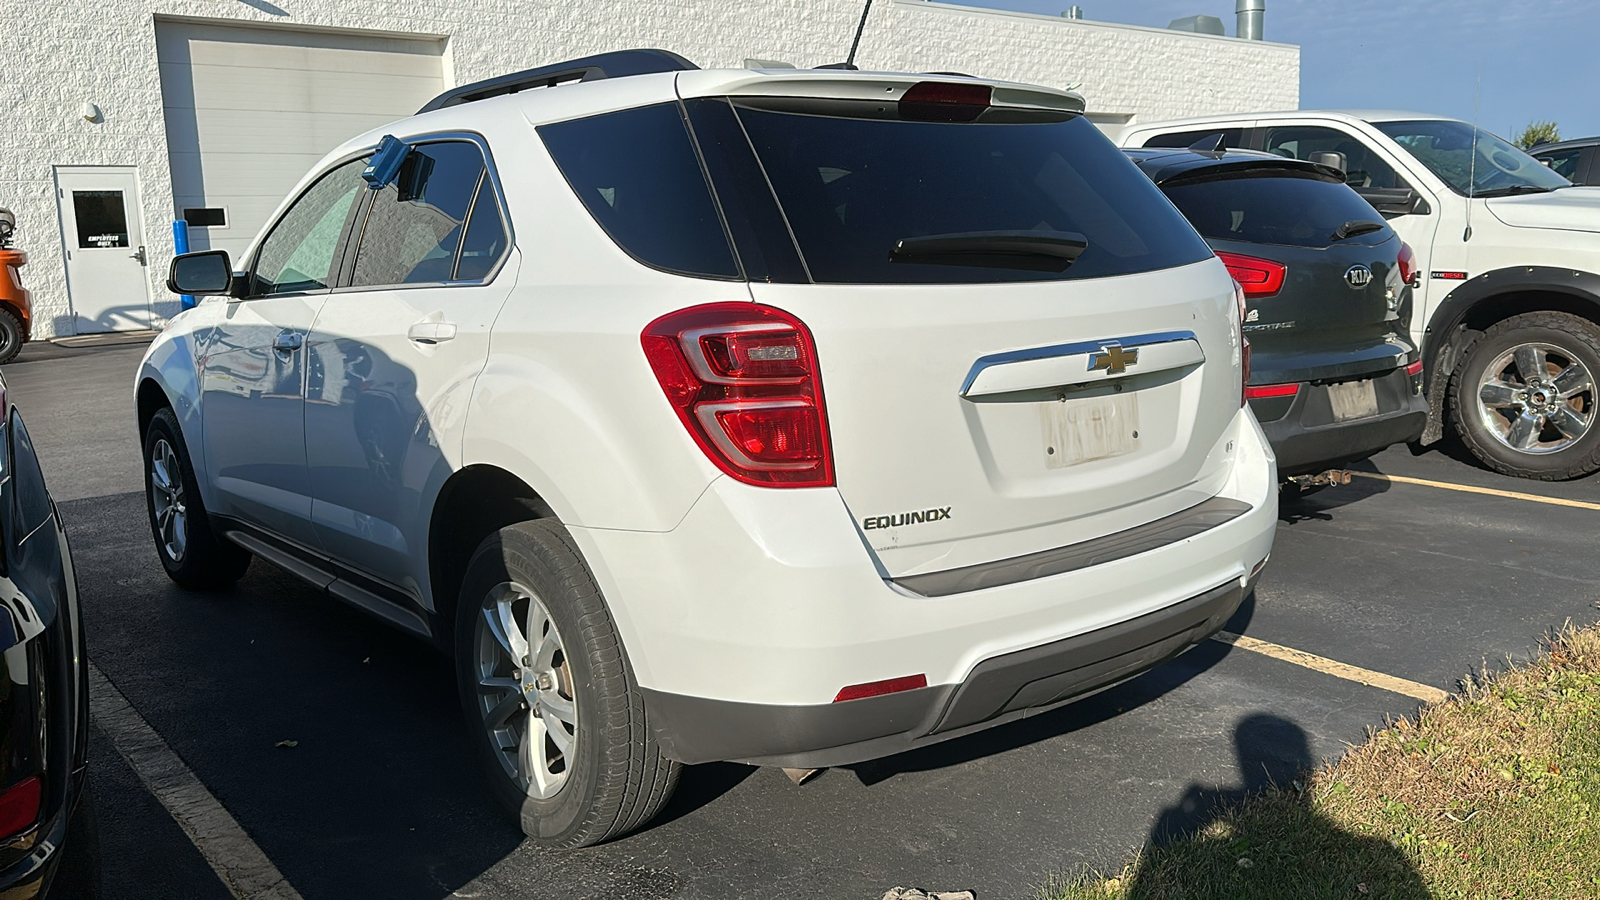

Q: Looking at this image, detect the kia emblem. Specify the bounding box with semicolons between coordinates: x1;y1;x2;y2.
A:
1344;265;1373;289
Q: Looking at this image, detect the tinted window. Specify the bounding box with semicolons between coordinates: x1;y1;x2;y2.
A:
1162;174;1390;249
539;103;739;279
351;142;488;286
1374;120;1570;196
72;191;130;248
735;110;1212;284
455;192;508;282
1536;147;1584;181
252;159;367;296
1142;128;1245;150
1261;126;1404;190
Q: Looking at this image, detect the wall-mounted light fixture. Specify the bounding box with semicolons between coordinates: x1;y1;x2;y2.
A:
80;102;102;123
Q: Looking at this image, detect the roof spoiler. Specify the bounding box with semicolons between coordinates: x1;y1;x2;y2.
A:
417;49;699;114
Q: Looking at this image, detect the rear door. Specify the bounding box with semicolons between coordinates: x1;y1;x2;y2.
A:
704;97;1241;577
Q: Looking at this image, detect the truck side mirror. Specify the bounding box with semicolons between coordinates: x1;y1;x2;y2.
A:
1308;150;1347;176
1356;187;1429;219
168;250;234;296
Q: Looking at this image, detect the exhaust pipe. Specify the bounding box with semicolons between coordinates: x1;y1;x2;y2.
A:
1236;0;1264;40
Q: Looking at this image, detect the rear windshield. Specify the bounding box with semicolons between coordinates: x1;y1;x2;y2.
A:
735;110;1212;284
1160;174;1391;249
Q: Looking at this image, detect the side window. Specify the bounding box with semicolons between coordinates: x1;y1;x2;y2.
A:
1262;126;1403;190
251;159;368;296
349;141;502;287
1141;127;1245;150
1536;148;1583;181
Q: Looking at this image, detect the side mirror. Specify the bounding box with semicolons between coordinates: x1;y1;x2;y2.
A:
1356;186;1430;219
1308;150;1347;176
168;250;234;296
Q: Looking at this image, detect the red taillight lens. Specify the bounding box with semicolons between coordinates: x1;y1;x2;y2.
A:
642;303;834;487
1245;383;1301;400
899;82;992;122
833;674;927;703
0;776;41;839
1397;242;1418;287
1216;251;1286;298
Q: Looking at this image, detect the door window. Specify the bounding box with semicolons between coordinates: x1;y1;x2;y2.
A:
1261;126;1404;190
348;141;504;287
1536;148;1583;181
1140;127;1246;150
250;159;368;296
72;191;130;248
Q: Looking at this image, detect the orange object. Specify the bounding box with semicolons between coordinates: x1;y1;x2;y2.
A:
0;248;32;342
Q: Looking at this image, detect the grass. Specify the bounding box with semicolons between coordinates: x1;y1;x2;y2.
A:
1042;624;1600;900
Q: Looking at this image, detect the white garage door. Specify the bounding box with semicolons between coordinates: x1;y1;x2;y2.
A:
157;21;445;258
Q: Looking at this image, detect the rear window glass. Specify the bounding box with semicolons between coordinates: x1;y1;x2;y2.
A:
539;103;739;279
733;110;1212;284
1160;174;1390;249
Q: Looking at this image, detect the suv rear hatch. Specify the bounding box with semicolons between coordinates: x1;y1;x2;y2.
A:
677;73;1244;578
1156;164;1415;386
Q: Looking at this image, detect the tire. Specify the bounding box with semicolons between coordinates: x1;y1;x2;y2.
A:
454;519;679;847
0;307;22;365
142;408;251;589
1450;311;1600;480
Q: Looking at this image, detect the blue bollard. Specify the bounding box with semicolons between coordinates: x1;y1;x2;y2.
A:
172;219;195;309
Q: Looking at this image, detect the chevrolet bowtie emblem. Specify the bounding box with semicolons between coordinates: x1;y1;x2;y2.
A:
1088;344;1139;375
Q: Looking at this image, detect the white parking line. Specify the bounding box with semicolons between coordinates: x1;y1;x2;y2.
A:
88;663;304;900
1352;471;1600;511
1212;631;1451;703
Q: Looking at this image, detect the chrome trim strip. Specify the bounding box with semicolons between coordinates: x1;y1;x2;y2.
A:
959;329;1199;396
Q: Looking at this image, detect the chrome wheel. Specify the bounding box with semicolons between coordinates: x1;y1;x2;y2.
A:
1476;342;1595;455
474;581;578;800
149;438;188;563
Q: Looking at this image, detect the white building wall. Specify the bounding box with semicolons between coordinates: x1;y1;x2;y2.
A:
1;0;1298;339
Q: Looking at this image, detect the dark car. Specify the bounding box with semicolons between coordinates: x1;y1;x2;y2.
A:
1127;146;1428;477
0;374;98;897
1529;137;1599;186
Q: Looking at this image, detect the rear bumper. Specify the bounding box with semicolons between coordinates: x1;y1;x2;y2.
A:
1252;365;1426;476
644;576;1250;767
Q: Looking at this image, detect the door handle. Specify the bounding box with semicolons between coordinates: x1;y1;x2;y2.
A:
407;321;457;344
272;332;304;353
131;245;147;266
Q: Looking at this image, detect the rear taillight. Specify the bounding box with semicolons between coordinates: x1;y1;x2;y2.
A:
899;82;992;122
1231;279;1252;408
642;303;834;488
1216;251;1286;298
1397;242;1419;287
1245;383;1300;400
0;776;41;840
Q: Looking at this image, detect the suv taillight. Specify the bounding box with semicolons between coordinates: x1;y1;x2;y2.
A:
1232;279;1251;408
1216;251;1286;298
1397;242;1419;287
642;303;834;488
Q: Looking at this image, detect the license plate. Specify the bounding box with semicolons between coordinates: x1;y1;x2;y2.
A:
1328;380;1379;422
1041;392;1140;468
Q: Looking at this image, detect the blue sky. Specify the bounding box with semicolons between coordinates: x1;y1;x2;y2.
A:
953;0;1600;140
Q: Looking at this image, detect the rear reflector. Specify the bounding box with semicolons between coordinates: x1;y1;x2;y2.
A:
899;82;992;122
833;674;927;703
1406;359;1423;377
1216;251;1286;298
1245;383;1301;400
0;776;41;840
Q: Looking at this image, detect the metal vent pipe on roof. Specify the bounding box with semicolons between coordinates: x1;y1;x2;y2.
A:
1062;6;1084;19
1236;0;1265;39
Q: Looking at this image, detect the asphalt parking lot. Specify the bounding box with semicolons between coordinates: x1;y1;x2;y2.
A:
11;339;1600;900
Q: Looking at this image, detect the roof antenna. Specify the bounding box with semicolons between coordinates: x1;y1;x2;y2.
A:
1465;65;1481;242
818;0;874;70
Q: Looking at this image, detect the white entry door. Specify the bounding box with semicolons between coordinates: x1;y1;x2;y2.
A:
55;167;156;334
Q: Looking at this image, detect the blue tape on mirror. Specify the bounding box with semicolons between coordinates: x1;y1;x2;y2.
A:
362;135;410;189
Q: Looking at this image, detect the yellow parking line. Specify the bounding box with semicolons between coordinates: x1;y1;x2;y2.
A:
1213;631;1450;703
1351;471;1600;511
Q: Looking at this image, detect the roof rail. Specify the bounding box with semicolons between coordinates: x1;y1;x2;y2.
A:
417;49;698;114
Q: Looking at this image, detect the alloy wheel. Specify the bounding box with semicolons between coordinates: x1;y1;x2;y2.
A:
474;581;578;799
1476;342;1595;455
149;438;188;563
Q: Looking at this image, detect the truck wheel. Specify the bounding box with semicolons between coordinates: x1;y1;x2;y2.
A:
0;308;22;364
143;408;251;588
455;519;679;847
1450;312;1600;480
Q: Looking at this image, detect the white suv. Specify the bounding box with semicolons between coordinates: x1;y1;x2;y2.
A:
1123;111;1600;480
140;50;1277;846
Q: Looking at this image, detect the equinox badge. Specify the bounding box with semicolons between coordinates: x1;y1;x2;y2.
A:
1089;344;1140;375
863;507;952;530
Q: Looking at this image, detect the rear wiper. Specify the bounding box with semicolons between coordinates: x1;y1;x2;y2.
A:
1330;219;1386;242
889;230;1088;272
1472;184;1556;198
